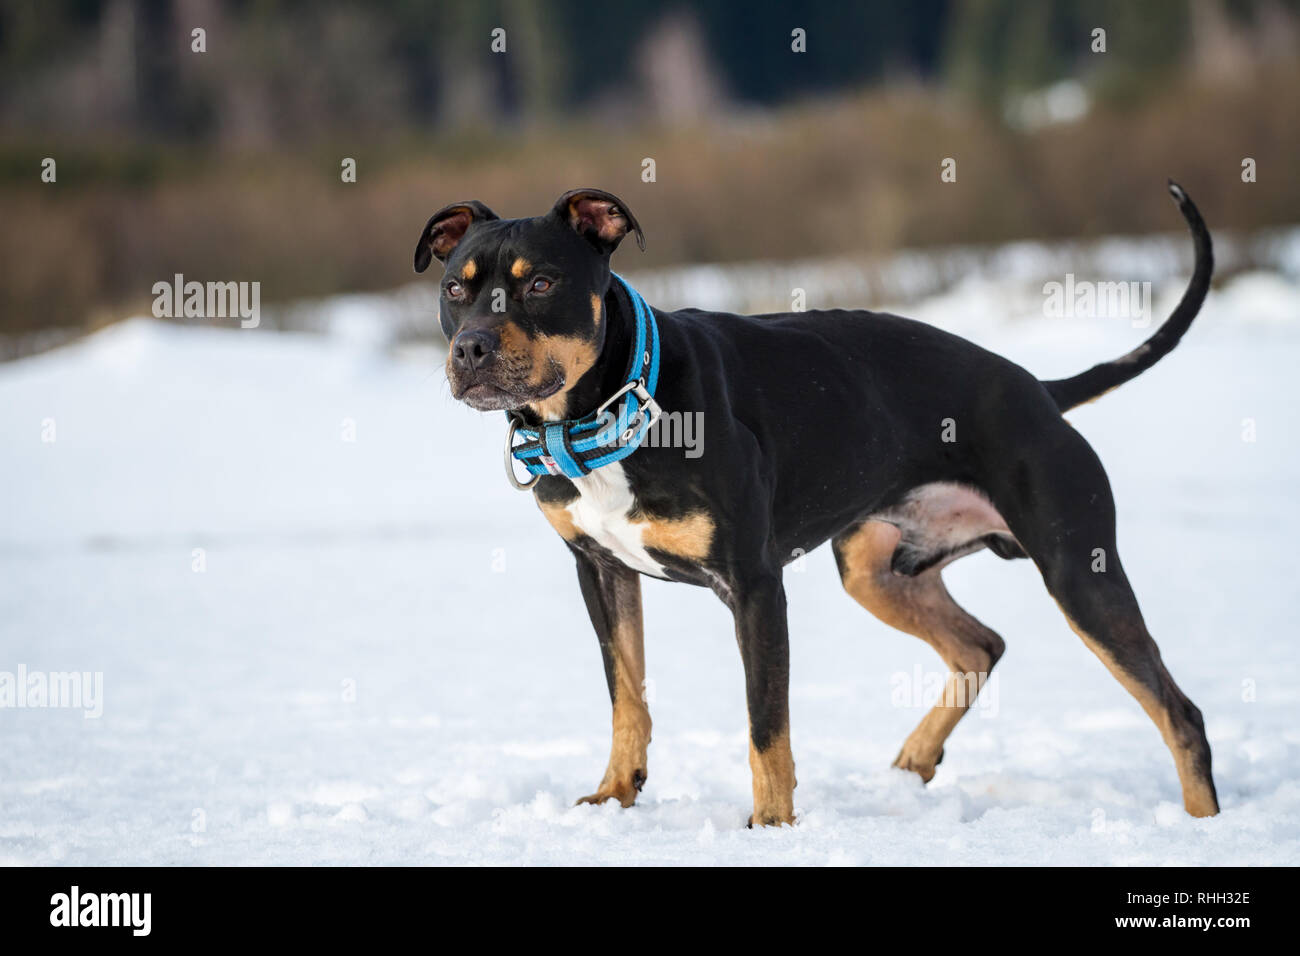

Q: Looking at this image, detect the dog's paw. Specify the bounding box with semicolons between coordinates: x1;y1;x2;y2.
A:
575;769;645;809
746;810;796;828
892;745;943;784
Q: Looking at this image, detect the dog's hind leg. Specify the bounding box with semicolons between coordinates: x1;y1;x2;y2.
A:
571;550;651;808
833;520;1005;782
994;423;1219;817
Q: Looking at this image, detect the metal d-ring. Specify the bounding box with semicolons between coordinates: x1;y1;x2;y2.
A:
504;415;540;490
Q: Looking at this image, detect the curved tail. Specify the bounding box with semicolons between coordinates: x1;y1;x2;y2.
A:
1042;181;1213;412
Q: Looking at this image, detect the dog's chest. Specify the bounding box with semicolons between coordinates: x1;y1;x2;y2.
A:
563;464;667;578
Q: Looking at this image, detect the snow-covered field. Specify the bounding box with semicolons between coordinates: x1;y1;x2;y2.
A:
1;265;1298;866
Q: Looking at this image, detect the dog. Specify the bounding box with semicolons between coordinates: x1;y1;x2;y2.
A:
413;183;1219;826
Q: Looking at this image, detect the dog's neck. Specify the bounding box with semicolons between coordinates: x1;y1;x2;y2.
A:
524;277;638;424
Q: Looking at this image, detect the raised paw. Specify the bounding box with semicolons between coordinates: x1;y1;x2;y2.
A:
892;745;943;784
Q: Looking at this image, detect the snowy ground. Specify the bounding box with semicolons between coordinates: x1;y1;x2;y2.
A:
1;264;1298;866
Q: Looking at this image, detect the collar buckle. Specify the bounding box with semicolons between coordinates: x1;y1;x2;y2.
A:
595;378;662;437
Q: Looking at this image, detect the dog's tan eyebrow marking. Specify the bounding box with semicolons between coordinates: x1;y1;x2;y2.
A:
510;257;531;278
460;260;478;280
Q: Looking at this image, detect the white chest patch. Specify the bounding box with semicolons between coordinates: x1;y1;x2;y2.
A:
565;462;666;578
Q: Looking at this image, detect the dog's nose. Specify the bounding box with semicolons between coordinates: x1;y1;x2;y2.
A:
452;329;499;371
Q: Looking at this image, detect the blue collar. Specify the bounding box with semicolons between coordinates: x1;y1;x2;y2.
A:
504;274;661;489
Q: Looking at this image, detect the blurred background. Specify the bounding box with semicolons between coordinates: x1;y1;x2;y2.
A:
2;0;1298;348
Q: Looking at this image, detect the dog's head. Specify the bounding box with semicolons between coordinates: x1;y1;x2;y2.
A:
414;188;644;417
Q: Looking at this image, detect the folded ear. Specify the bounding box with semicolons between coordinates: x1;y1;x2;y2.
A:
551;188;645;254
413;200;499;273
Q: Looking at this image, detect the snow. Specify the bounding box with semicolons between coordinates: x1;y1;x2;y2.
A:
1;266;1298;866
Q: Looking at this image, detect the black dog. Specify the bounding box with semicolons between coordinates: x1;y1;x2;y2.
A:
414;184;1218;825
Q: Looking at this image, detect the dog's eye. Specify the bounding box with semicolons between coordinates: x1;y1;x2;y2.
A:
445;281;464;299
529;277;553;295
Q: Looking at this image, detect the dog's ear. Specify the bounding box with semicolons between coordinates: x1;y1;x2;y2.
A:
551;188;645;254
413;201;499;273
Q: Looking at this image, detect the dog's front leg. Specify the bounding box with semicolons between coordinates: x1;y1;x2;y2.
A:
571;549;650;808
731;573;796;827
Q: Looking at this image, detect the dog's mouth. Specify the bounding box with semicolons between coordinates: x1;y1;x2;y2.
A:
455;371;565;411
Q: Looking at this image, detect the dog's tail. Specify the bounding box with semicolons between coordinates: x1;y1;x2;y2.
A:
1041;181;1213;413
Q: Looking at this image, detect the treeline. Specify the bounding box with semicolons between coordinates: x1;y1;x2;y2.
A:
0;0;1297;335
4;0;1294;146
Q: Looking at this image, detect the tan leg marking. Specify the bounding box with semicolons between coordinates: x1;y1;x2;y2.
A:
1063;614;1219;817
577;576;651;808
837;520;1004;782
641;512;714;561
748;726;796;826
590;292;603;327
